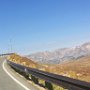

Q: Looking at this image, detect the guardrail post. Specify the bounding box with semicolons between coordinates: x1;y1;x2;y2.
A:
24;73;29;79
45;81;53;90
31;75;38;84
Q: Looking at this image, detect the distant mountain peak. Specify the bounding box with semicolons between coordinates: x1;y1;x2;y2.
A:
27;42;90;64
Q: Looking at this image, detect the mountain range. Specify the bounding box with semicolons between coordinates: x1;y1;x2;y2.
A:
27;42;90;64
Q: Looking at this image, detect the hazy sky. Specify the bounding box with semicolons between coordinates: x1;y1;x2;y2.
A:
0;0;90;55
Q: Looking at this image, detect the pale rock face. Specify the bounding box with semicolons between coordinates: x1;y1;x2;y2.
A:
27;42;90;64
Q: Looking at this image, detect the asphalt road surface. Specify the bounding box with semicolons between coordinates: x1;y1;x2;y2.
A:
0;57;39;90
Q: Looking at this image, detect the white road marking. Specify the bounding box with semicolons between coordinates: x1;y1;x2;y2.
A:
2;60;30;90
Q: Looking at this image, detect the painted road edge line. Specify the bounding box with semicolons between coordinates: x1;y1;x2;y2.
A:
2;60;30;90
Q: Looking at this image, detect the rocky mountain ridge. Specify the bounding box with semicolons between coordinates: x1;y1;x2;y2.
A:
27;42;90;64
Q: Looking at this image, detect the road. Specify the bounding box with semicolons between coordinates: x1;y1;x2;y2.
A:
0;57;39;90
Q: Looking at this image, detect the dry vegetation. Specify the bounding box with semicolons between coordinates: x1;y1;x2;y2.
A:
45;56;90;82
7;53;90;83
7;53;39;68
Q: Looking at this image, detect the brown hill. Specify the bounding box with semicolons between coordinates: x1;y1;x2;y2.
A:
45;56;90;82
7;53;90;82
7;53;39;68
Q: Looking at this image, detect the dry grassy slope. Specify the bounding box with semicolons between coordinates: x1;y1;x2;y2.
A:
7;53;39;68
7;53;90;82
45;56;90;82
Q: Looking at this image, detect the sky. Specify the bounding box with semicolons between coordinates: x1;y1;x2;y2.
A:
0;0;90;55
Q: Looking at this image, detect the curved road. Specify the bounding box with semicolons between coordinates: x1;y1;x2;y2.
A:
0;58;39;90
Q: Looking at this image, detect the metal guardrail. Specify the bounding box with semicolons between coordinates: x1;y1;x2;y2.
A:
7;60;90;90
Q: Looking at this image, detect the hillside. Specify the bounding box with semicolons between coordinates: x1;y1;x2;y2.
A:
45;56;90;82
7;53;90;82
27;42;90;64
7;53;39;68
7;53;46;71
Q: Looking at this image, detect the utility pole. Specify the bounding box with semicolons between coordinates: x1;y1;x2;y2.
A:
9;39;13;53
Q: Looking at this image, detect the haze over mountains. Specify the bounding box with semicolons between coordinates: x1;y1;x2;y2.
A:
27;42;90;64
